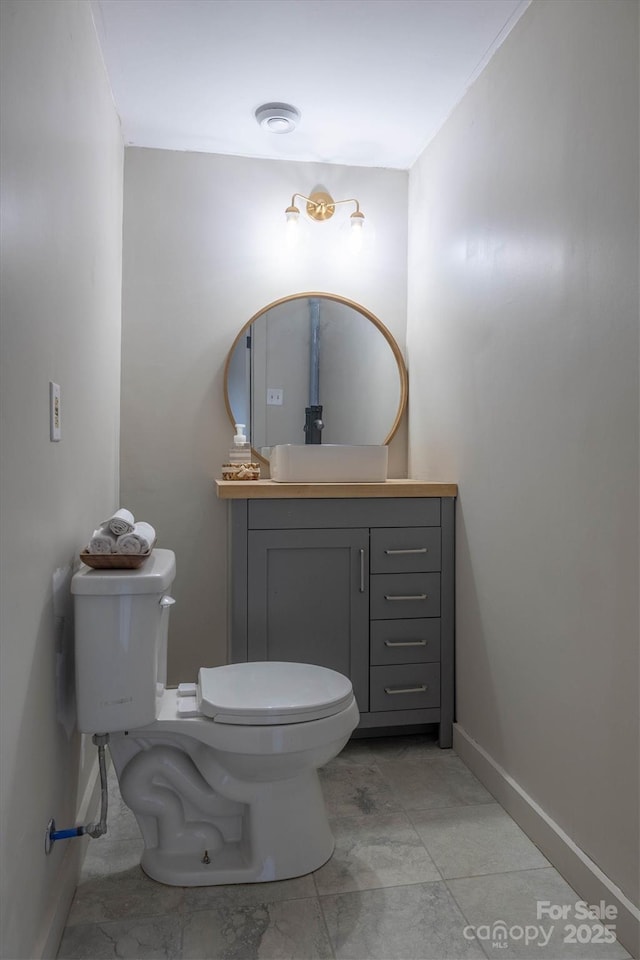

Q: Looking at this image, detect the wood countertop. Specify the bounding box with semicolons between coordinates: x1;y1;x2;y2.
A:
215;479;458;499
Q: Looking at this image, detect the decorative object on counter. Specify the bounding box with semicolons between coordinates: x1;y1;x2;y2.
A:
81;509;157;568
221;463;261;480
222;423;260;481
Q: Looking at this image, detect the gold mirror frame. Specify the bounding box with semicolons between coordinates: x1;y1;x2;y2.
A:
223;292;408;463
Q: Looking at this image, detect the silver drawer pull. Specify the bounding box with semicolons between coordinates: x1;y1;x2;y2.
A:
384;639;427;647
384;547;428;555
384;684;427;695
384;594;427;601
359;548;365;593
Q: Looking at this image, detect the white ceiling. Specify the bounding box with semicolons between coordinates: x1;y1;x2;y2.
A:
92;0;529;170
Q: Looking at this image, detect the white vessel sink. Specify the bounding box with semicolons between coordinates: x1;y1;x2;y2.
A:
269;444;388;483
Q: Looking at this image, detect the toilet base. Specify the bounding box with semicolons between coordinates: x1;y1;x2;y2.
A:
110;736;337;886
140;770;335;886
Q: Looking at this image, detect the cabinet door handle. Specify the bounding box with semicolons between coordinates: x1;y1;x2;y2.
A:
359;548;365;593
384;547;427;555
384;638;427;647
384;684;427;695
384;593;427;601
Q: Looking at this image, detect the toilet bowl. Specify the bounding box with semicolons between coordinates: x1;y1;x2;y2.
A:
72;549;359;886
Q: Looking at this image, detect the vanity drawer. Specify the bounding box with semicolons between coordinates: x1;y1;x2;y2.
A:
370;572;440;619
370;663;440;712
248;498;441;530
370;619;441;665
370;528;441;574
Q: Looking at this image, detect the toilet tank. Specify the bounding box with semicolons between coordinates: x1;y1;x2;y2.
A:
71;549;176;734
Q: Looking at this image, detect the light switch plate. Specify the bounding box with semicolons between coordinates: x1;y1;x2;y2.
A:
49;382;61;441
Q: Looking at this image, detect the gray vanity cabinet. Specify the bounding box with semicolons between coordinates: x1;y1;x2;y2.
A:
227;495;455;748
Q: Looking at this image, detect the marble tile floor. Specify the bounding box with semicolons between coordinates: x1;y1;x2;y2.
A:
57;732;631;960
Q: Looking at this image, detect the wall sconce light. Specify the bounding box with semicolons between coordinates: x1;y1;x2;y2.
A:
285;191;365;240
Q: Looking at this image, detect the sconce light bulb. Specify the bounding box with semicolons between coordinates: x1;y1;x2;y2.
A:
349;211;365;253
285;205;300;246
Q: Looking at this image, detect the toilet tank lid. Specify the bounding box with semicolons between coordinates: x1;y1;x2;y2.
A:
72;549;176;595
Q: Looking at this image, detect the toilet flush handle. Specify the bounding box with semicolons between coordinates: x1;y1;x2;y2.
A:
160;595;176;607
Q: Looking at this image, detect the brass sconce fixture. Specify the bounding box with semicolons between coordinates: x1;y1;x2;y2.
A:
285;191;365;242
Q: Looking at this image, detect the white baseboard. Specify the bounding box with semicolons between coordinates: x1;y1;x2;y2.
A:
35;755;101;959
453;723;639;959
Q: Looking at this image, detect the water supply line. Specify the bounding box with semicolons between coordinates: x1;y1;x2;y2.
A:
44;733;110;854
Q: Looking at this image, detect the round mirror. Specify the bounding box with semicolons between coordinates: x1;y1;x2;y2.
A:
224;293;407;461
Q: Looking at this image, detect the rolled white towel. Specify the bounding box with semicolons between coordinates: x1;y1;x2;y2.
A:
116;521;156;555
102;508;135;536
88;527;118;554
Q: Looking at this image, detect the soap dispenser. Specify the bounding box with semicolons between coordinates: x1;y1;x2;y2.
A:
222;424;260;481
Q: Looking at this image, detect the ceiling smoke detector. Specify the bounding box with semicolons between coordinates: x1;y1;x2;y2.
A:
255;103;300;134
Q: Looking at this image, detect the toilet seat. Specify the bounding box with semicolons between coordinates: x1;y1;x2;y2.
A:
197;661;354;725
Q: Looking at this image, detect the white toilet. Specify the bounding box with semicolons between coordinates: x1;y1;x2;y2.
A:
71;548;359;886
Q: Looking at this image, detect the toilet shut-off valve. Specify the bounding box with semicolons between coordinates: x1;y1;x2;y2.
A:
44;733;110;854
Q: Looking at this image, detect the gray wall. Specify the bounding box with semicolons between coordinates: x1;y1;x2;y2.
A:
408;0;638;912
0;2;123;956
120;148;409;683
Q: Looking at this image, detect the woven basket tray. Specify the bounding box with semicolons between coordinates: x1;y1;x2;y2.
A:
80;543;155;570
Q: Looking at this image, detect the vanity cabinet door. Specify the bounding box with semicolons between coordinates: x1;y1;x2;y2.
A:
246;528;370;712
